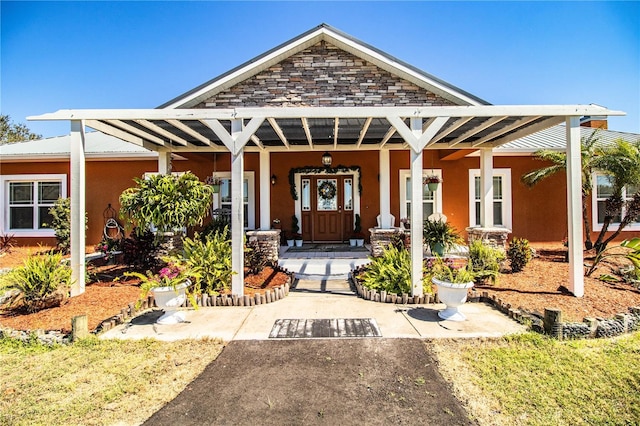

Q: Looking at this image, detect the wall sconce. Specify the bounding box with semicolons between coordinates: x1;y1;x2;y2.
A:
271;174;277;185
321;151;332;167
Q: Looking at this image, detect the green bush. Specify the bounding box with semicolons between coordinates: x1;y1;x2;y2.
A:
2;253;72;312
47;198;87;254
468;239;505;284
507;237;533;273
360;245;432;295
122;229;161;272
423;220;462;254
172;230;233;295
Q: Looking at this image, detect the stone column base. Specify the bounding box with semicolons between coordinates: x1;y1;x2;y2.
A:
369;227;408;257
466;227;511;250
246;230;281;262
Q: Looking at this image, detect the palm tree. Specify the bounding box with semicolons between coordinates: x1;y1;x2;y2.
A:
521;130;601;250
591;139;640;252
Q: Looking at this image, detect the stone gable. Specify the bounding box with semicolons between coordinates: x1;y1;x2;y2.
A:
197;41;456;108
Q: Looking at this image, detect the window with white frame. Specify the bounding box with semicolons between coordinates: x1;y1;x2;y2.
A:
399;170;442;220
212;172;255;229
592;173;640;230
468;169;512;229
1;174;67;236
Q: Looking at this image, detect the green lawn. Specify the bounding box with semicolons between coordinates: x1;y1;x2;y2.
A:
0;336;224;425
433;332;640;425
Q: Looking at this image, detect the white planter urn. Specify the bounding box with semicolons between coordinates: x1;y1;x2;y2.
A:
349;238;357;247
432;277;474;322
295;239;303;247
152;281;190;324
356;238;365;247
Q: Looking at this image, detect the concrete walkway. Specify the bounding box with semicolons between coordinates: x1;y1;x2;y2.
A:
101;278;524;342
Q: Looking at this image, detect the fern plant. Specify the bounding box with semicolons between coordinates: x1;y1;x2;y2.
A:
169;230;234;295
2;252;72;312
360;245;431;295
468;239;505;284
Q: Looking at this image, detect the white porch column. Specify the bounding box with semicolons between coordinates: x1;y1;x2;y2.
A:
157;150;171;174
69;120;86;296
230;119;245;296
259;150;271;230
480;148;494;228
566;117;584;297
410;118;424;297
379;149;391;227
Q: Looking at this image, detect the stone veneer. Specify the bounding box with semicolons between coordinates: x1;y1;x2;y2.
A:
466;227;511;250
246;230;281;262
198;41;456;108
369;227;409;257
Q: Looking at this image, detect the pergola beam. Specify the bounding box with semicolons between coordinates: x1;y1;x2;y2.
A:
267;117;290;149
333;117;339;149
356;117;372;148
301;117;313;148
134;119;189;146
110;120;166;146
166;119;212;146
448;116;508;147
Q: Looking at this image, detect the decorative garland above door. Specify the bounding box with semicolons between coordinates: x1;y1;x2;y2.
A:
288;165;362;200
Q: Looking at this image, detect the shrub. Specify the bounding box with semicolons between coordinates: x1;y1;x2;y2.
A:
47;198;87;254
245;240;270;275
468;239;505;284
507;237;533;273
122;229;161;271
0;233;16;255
171;230;233;295
423;220;462;254
201;215;231;240
2;253;72;312
360;245;432;295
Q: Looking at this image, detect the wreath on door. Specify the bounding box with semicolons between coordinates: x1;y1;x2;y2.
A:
318;180;337;200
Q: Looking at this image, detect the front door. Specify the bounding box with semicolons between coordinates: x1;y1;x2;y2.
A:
301;175;354;242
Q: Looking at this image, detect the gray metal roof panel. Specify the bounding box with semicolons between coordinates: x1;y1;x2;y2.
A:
498;125;640;151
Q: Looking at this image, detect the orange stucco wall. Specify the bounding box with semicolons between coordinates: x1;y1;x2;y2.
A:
3;151;638;246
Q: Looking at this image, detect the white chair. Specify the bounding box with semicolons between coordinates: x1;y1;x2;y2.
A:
427;212;447;223
376;214;396;228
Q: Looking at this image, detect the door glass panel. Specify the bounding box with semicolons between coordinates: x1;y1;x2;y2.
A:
344;178;353;211
317;178;338;211
302;179;311;211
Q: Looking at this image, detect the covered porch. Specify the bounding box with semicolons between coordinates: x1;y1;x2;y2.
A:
29;104;624;299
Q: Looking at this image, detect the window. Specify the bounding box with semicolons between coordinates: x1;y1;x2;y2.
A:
211;172;255;229
399;170;442;220
1;174;67;237
592;173;639;231
468;169;512;229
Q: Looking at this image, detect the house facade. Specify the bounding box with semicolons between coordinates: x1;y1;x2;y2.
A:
1;24;634;298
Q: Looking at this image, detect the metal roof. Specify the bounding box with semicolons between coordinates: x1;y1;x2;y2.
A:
497;124;640;152
0;131;158;161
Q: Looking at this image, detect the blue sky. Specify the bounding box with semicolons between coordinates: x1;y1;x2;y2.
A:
2;1;639;138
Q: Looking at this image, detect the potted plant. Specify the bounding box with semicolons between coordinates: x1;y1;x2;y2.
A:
206;176;222;194
351;213;365;247
291;215;303;247
126;261;198;324
285;231;295;247
423;175;441;192
428;257;475;321
119;172;213;252
423;219;462;256
272;218;281;230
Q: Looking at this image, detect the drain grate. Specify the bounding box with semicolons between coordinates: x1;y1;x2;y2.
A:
269;318;381;338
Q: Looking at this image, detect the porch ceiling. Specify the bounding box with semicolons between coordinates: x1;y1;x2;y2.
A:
29;105;624;153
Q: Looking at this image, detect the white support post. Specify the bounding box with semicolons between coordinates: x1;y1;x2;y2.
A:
70;120;86;296
480;148;494;228
259;150;271;230
379;149;391;227
230;119;245;297
158;150;171;174
410;118;424;297
566;117;584;297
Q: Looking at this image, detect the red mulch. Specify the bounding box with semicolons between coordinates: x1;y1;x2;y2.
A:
0;247;290;333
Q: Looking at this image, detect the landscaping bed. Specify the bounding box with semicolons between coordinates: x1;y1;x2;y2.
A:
0;246;292;335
